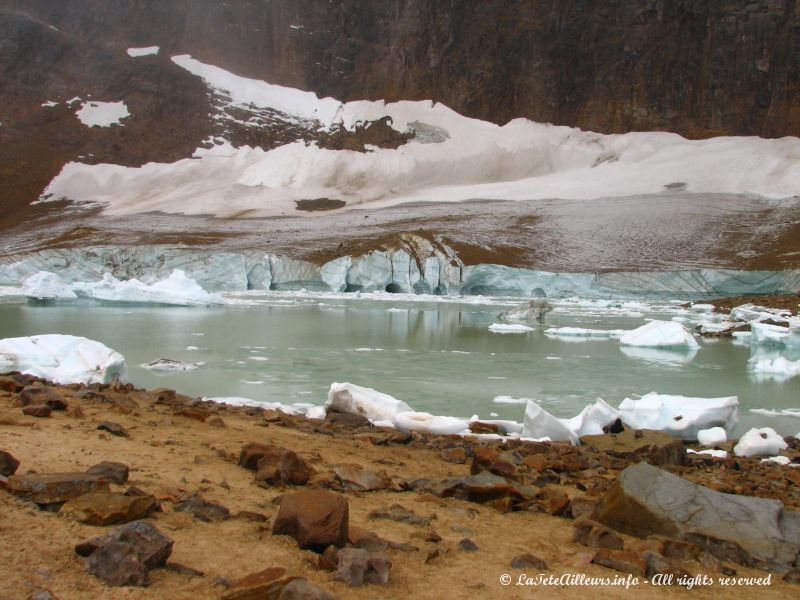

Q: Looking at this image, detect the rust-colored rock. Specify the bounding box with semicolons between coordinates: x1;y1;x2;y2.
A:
86;461;129;485
440;447;467;464
60;491;158;525
0;449;20;476
332;464;388;491
510;553;548;570
272;489;349;551
173;407;210;422
591;548;647;576
582;430;686;466
572;517;624;550
334;547;391;586
222;567;296;600
8;472;109;504
20;385;68;410
251;444;312;486
22;404;51;418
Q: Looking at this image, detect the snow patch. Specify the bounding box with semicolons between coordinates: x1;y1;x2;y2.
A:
75;101;130;127
127;46;160;57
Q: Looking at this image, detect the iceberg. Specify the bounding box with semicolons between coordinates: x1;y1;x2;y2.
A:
619;320;699;349
521;400;579;445
72;269;224;306
761;456;791;466
0;334;126;384
618;392;738;440
733;427;788;458
21;271;77;300
750;322;790;345
325;382;413;422
393;411;469;435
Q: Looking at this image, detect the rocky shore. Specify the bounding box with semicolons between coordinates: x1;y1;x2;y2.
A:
1;373;799;599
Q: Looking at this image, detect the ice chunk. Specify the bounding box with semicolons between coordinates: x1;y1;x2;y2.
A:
562;399;621;437
140;358;199;371
750;322;790;345
697;427;727;446
545;327;626;338
521;400;579;445
0;334;126;384
305;406;326;420
492;396;531;405
619;320;699;349
326;382;413;422
690;303;715;313
747;356;800;380
488;323;534;334
618;392;738;440
393;411;469;435
619;346;698;365
501;299;552;322
730;304;791;323
72;269;223;306
733;427;788;457
21;271;77;299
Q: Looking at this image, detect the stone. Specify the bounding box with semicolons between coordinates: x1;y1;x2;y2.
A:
174;493;230;522
85;541;150;586
8;472;109;504
22;404;51;418
0;375;24;392
325;410;371;429
334;547;391;586
572;517;624;550
279;578;338;600
87;461;129;484
240;442;281;469
221;567;296;600
784;569;800;584
0;449;20;476
75;520;173;570
235;510;270;523
61;491;157;525
252;445;312;486
440;447;467;464
368;504;433;526
591;548;647;576
97;421;128;437
469;421;499;434
459;538;479;552
272;489;349;552
173;407;210;422
20;385;69;410
332;464;389;491
568;495;599;519
643;551;690;580
582;430;686;466
594;462;800;570
510;553;548;570
523;454;548;471
165;562;205;577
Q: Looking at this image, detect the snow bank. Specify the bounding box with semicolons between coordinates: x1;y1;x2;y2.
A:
618;392;738;440
733;427;788;457
72;269;223;306
21;271;76;300
75;101;130;127
0;334;126;384
488;323;534;334
697;427;727;446
393;411;469;435
127;46;160;57
619;320;699;349
325;382;413;422
39;54;800;218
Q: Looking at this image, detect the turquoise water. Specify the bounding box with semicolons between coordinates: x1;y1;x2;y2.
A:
1;295;798;436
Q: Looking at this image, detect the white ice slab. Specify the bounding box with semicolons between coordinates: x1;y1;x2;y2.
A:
619;320;699;349
488;323;534;334
393;411;469;435
618;392;738;440
326;382;413;422
733;427;788;457
521;400;579;445
21;271;77;300
140;358;199;371
72;269;223;306
127;46;160;57
697;426;727;446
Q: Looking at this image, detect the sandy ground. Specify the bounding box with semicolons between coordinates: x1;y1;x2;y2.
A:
0;385;797;600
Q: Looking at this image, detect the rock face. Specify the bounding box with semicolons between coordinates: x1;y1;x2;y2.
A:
594;462;800;570
272;489;349;552
7;472;109;504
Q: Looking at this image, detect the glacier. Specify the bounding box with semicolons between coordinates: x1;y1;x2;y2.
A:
2;244;800;300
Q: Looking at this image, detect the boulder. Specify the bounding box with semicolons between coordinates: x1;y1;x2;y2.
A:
272;489;349;552
60;491;157;525
0;450;19;476
20;385;69;410
173;407;210;422
174;493;230;522
582;429;686;466
75;520;173;570
332;464;389;491
594;462;800;570
22;404;51;418
7;472;109;504
440;447;467;464
333;547;391;586
87;461;129;485
85;540;150;586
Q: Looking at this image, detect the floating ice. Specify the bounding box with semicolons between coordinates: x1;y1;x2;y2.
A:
501;299;552;322
72;269;224;306
127;46;160;57
488;323;534;334
492;396;531;405
730;304;791;323
0;334;126;384
618;392;738;440
75;101;130;127
393;411;469;435
140;358;199;371
21;271;77;300
619;320;699;349
697;427;727;446
521;400;579;445
326;382;413;422
733;427;788;457
619;345;698;365
748;356;800;380
545;327;626;339
750;322;790;345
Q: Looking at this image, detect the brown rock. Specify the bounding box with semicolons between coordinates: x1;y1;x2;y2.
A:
22;404;51;418
174;493;230;522
459;538;479;552
368;504;433;526
272;489;349;552
568;495;599;519
28;589;59;600
239;442;281;470
208;416;226;427
85;540;150;586
582;429;686;466
252;445;312;486
173;407;210;422
573;517;624;550
0;375;24;392
235;510;270;523
279;578;338;600
784;569;800;584
659;538;701;561
523;454;548;472
8;472;109;504
644;551;690;580
332;464;388;491
334;547;391;586
97;421;128;437
75;520;173;570
222;567;297;600
87;461;129;485
0;449;20;476
469;421;499;434
325;411;371;428
591;548;647;576
60;491;158;525
440;447;467;464
20;385;69;410
521;486;570;515
165;562;205;578
510;553;548;570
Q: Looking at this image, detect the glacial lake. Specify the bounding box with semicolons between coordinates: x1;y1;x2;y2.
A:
1;293;798;437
